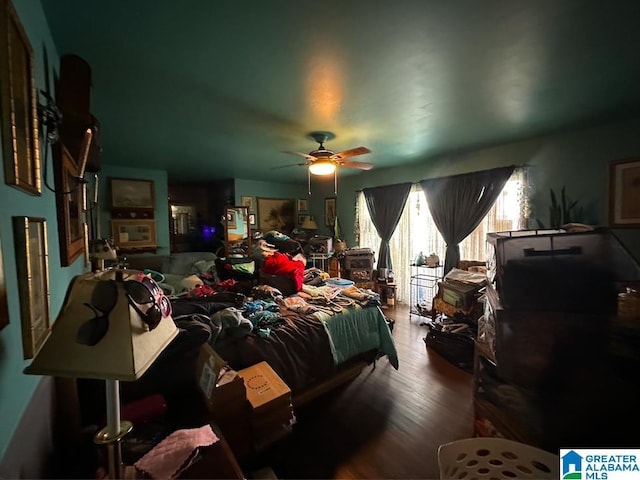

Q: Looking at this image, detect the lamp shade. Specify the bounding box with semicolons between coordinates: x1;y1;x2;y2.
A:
301;216;318;229
308;160;336;176
24;269;178;381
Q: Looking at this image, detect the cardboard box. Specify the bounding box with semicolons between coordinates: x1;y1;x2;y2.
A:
237;361;291;414
344;248;375;270
441;280;481;309
195;344;252;460
195;343;246;409
346;268;373;282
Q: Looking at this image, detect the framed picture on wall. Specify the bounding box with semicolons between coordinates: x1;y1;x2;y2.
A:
257;197;295;232
297;198;308;212
53;144;85;266
111;219;157;250
0;231;9;331
110;178;155;209
609;158;640;227
325;197;336;226
12;216;50;359
249;213;256;226
241;196;254;211
1;0;41;195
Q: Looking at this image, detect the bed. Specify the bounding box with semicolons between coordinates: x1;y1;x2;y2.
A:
77;251;398;419
169;285;398;404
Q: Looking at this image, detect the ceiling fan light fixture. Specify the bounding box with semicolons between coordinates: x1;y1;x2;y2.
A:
309;160;336;176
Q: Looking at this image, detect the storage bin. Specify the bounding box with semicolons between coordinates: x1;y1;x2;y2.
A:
486;229;639;311
486;284;609;390
437;437;558;480
440;280;480;310
344;248;375;270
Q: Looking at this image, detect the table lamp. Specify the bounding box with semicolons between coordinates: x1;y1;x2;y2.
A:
301;216;318;230
25;269;179;479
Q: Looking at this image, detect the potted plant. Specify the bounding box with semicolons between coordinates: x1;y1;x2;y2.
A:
333;216;347;253
536;186;584;229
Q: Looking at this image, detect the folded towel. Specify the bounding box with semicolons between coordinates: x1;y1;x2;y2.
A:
134;425;219;479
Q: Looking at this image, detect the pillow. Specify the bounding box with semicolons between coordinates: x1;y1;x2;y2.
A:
162;274;187;295
181;274;204;291
191;259;217;275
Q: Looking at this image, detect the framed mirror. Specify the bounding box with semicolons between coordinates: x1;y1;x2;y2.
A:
225;206;250;257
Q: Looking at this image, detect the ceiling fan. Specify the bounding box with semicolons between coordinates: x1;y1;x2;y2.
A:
280;131;373;174
278;132;373;194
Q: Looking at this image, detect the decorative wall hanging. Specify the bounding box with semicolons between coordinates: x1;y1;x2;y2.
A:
1;0;41;195
12;216;50;359
53;143;86;266
241;196;254;211
110;177;155;219
257;197;295;232
0;231;9;331
609;158;640;227
325;197;336;226
110;219;157;251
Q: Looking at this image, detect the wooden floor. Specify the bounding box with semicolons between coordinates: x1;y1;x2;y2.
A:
251;303;474;480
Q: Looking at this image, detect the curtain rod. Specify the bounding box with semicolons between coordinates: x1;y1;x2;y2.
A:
355;164;528;192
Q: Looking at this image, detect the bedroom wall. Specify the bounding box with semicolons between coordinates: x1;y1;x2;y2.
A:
0;0;86;470
338;116;640;260
234;178;334;235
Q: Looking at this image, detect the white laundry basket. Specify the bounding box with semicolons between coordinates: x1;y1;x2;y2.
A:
437;437;559;479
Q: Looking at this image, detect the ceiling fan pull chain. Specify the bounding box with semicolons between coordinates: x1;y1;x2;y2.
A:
308;169;312;195
334;170;337;195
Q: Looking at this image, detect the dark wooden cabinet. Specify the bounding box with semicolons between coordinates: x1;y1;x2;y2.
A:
168;180;234;253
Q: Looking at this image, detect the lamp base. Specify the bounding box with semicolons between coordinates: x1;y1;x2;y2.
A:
94;420;133;444
94;421;133;480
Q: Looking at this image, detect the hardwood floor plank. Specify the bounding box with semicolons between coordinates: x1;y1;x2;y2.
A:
253;303;474;479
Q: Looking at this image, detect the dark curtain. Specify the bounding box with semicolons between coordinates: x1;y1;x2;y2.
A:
420;166;514;274
363;182;412;271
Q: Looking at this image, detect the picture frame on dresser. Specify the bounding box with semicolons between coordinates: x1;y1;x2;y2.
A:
609;158;640;227
0;0;41;195
12;216;50;359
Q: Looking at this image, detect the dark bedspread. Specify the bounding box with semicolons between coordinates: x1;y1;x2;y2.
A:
170;295;381;392
215;308;336;392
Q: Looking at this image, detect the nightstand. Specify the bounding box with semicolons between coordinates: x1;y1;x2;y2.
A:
375;280;397;308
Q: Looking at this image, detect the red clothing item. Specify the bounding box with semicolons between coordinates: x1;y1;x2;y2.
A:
262;252;305;291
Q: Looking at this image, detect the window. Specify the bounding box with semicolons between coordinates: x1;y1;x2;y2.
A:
356;168;528;303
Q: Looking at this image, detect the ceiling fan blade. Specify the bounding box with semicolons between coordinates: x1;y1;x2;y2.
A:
331;146;371;160
272;162;309;170
339;160;374;170
284;150;317;160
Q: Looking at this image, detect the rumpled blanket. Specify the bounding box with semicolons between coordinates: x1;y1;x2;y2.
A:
134;425;219;480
